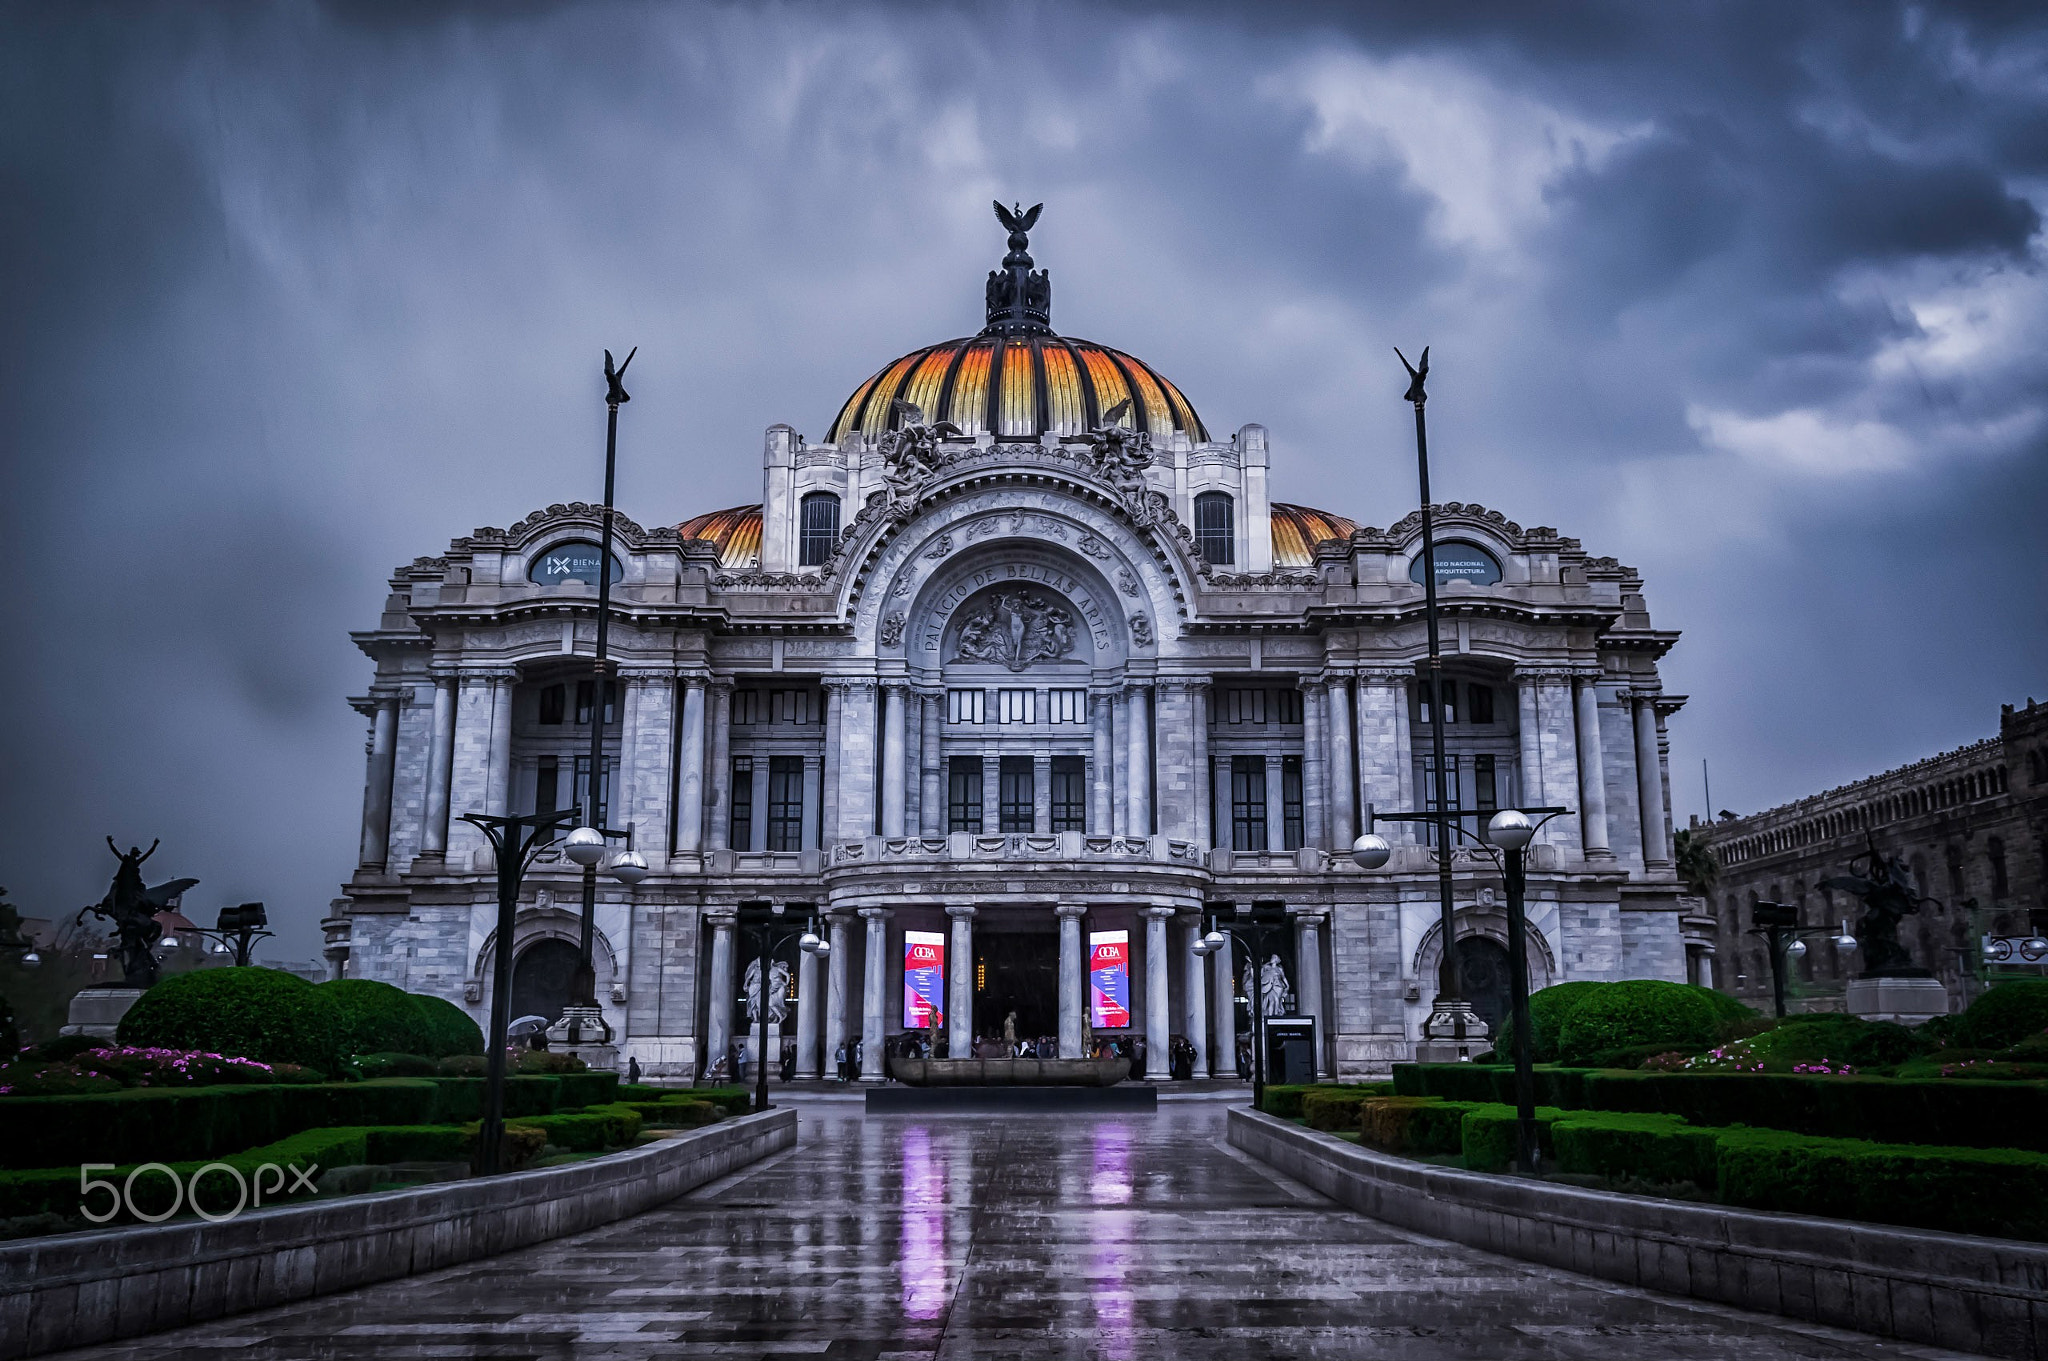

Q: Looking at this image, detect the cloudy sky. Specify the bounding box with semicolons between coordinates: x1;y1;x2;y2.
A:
2;1;2043;959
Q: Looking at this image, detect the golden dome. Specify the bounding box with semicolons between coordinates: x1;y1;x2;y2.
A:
828;334;1209;446
676;500;1354;572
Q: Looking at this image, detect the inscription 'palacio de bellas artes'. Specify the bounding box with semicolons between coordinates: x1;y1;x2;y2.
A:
334;204;1697;1081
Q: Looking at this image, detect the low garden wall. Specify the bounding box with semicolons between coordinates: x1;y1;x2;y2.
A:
0;1106;796;1359
1228;1107;2048;1360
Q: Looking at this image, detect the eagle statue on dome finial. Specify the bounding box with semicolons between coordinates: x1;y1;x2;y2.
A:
994;200;1041;245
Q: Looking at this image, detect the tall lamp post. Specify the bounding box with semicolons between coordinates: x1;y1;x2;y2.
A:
183;903;274;967
1392;346;1482;1050
1747;901;1856;1019
562;346;641;1051
735;902;828;1115
1194;902;1290;1113
1355;804;1568;1175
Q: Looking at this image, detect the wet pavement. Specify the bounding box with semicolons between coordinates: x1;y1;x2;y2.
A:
56;1098;1977;1359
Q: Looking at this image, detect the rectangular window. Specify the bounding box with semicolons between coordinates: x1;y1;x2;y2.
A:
1468;683;1495;725
948;756;984;832
1231;755;1268;852
1274;688;1303;725
771;689;814;725
767;756;804;852
535;757;560;817
538;684;566;725
1421;757;1462;849
574;680;617;726
999;756;1034;832
1474;756;1498;842
572;756;614;825
1417;680;1456;726
730;757;753;851
1051;756;1086;832
798;492;840;567
947;689;986;724
997;689;1035;724
1223;688;1267;724
1194;492;1235;565
730;691;762;726
1282;755;1303;850
1048;688;1087;724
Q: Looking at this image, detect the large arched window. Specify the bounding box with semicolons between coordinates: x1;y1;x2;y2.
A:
798;492;840;567
1194;491;1234;565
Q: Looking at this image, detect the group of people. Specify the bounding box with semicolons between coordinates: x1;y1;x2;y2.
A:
704;1039;800;1085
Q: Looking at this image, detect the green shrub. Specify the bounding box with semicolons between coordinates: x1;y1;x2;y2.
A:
1579;1069;2048;1151
692;1084;752;1113
628;1098;720;1128
1715;1128;2048;1241
1358;1097;1481;1155
408;993;484;1058
362;1124;471;1162
1458;1103;1563;1173
1300;1089;1372;1132
1956;980;2048;1050
509;1103;643;1152
1496;981;1607;1063
1259;1084;1319;1119
1686;985;1756;1035
0;1125;368;1223
354;1052;439;1079
556;1071;621;1109
438;1055;487;1077
1392;1063;1592;1110
1556;980;1718;1066
117;967;344;1072
1748;1014;1929;1070
514;1050;587;1074
317;979;434;1059
1550;1111;1719;1187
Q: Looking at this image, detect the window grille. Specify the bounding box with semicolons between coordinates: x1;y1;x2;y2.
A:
1194;491;1234;565
730;757;753;851
1230;755;1267;851
948;757;984;832
798;492;840;567
767;756;804;852
1282;756;1303;850
1051;756;1086;832
999;757;1034;832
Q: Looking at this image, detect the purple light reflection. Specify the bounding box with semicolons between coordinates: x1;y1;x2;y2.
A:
1089;1123;1138;1359
898;1124;950;1320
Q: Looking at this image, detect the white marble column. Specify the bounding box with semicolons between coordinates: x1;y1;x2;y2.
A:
1192;683;1213;848
881;683;907;837
1263;755;1286;853
920;694;944;835
1091;693;1115;835
419;675;456;860
705;912;735;1079
859;908;891;1081
1575;678;1611;857
358;696;399;870
795;931;821;1079
1532;676;1580;849
1391;677;1416;818
1293;911;1328;1079
1032;754;1052;832
1517;676;1544;809
673;678;707;855
1110;693;1129;836
1056;903;1086;1059
621;674;676;861
947;904;976;1055
1210;933;1238;1078
820;682;841;848
1126;684;1152;836
706;683;732;851
823;910;852;1078
1180;916;1209;1072
1323;677;1355;849
1633;695;1669;866
1144;906;1173;1079
486;675;515;817
839;682;879;840
1355;672;1407;838
1300;682;1326;851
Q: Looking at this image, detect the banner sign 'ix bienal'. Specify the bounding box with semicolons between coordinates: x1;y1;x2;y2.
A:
902;930;945;1028
1089;930;1130;1029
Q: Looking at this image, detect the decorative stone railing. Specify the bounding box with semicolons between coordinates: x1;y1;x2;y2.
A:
829;832;1205;869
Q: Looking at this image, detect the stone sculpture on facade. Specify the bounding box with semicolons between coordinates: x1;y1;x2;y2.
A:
1260;955;1294;1017
77;838;197;988
1821;839;1933;976
742;956;792;1027
879;399;959;504
1085;398;1153;498
952;590;1077;671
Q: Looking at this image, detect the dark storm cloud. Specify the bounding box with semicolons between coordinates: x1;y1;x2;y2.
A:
2;1;2043;956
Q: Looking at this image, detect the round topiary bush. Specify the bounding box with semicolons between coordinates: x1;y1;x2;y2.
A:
1956;979;2048;1050
317;978;435;1058
1556;979;1718;1066
1497;981;1608;1063
410;992;485;1058
117;967;344;1071
1686;984;1757;1035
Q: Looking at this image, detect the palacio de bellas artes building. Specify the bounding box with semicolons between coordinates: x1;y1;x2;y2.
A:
329;207;1698;1083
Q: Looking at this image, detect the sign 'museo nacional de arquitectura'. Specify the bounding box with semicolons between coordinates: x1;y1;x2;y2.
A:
329;210;1697;1080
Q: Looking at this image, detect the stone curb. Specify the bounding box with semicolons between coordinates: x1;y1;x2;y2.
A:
0;1107;798;1359
1228;1106;2048;1360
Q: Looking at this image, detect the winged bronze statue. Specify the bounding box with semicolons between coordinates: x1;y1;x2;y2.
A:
878;399;960;500
604;347;635;406
994;201;1042;236
1396;345;1429;406
1085;397;1151;486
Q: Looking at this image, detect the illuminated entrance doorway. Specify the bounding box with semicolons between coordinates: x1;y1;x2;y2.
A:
974;930;1058;1043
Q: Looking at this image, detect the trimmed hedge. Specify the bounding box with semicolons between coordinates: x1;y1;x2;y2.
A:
409;993;485;1058
626;1098;721;1128
691;1084;752;1113
354;1052;439;1079
556;1071;621;1109
0;1124;367;1223
1459;1103;1563;1174
1392;1063;1592;1110
1550;1111;1718;1187
1358;1096;1482;1155
318;979;434;1059
1556;981;1717;1066
117;968;345;1072
508;1103;644;1152
1956;980;2048;1050
1301;1089;1368;1132
1715;1128;2048;1241
1499;981;1607;1063
1263;1082;1393;1123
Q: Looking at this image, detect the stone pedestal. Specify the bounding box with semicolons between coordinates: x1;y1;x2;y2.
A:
1414;999;1490;1064
743;1022;784;1081
61;986;146;1039
1846;976;1950;1025
547;1005;618;1072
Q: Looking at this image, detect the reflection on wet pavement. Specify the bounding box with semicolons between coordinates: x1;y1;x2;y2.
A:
55;1100;1975;1359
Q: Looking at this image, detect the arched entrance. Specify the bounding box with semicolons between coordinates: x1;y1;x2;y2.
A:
510;938;580;1024
1456;937;1513;1037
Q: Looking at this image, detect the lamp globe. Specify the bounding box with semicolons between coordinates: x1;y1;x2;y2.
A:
1486;809;1536;852
607;849;649;885
1350;833;1392;870
563;826;607;867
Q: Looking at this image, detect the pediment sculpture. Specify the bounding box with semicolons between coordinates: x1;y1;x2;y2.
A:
952;590;1077;671
1084;398;1153;497
879;399;959;504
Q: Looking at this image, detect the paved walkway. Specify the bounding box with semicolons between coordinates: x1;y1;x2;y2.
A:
59;1101;1977;1359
